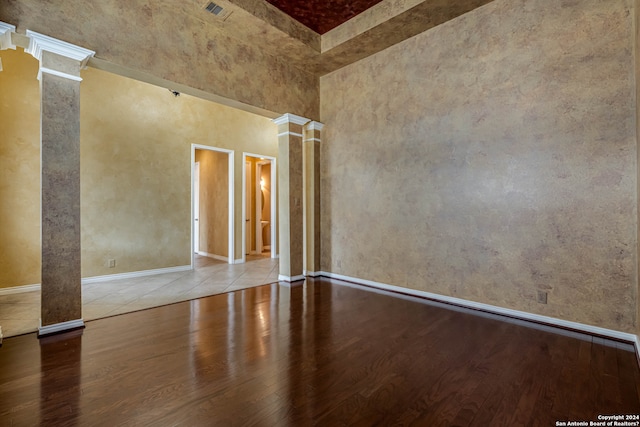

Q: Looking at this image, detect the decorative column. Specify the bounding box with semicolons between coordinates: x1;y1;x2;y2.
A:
25;31;95;336
273;113;309;283
303;121;323;276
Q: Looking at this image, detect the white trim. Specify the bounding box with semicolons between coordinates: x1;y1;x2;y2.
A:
319;271;638;344
277;131;303;138
25;30;94;67
0;265;192;292
38;66;83;82
305;138;322;142
0;283;41;295
0;22;16;50
82;265;191;284
304;270;321;277
272;113;309;126
305;121;324;131
234;258;245;264
191;144;235;266
196;251;228;262
38;319;84;337
278;274;305;282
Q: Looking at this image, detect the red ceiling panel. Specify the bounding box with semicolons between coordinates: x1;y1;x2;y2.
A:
264;0;385;34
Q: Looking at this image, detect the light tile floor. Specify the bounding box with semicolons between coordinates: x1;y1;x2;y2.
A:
0;254;279;338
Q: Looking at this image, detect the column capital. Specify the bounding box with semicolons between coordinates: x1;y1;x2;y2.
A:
273;113;310;126
0;22;16;51
25;30;94;67
305;121;324;131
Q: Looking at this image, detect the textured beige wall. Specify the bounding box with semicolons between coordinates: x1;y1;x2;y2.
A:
81;65;278;272
320;0;638;332
636;0;640;339
0;0;319;119
0;48;40;288
195;149;229;258
1;50;277;284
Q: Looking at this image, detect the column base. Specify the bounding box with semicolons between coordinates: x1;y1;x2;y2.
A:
278;274;305;283
303;270;321;277
38;318;85;337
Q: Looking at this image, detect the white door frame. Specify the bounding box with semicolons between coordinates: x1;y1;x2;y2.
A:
245;160;252;255
191;144;235;267
193;161;200;254
242;152;277;263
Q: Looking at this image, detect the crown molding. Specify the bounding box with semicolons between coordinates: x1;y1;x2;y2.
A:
273;113;310;126
25;30;94;67
0;22;16;50
306;121;324;131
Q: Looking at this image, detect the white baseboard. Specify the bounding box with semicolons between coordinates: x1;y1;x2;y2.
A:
0;283;40;295
234;258;245;264
304;270;321;277
319;271;638;345
0;266;192;294
278;274;305;283
38;318;84;337
197;251;229;262
82;265;192;284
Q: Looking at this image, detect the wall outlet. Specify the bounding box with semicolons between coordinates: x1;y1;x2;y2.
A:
107;259;116;268
536;290;548;304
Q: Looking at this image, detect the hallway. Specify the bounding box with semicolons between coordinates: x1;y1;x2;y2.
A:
0;255;278;338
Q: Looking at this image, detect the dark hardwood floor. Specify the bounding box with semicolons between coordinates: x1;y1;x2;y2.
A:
1;277;639;426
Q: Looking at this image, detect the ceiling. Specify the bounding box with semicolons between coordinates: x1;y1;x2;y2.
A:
263;0;385;34
212;0;495;75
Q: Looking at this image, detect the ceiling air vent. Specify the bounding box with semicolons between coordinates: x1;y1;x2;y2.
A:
205;2;223;15
203;2;232;19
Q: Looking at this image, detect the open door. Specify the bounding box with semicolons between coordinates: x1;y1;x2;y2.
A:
243;153;277;262
192;145;234;266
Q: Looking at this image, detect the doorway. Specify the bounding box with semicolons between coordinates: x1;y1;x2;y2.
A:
242;153;276;263
192;145;234;267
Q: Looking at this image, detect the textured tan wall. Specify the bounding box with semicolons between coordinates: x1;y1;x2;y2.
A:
0;0;319;120
636;0;640;339
1;50;277;284
320;0;638;332
81;65;278;272
80;67;191;276
195;149;229;258
0;48;40;288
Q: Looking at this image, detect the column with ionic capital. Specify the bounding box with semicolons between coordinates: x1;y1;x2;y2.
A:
25;30;94;336
273;113;309;283
303;121;323;276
